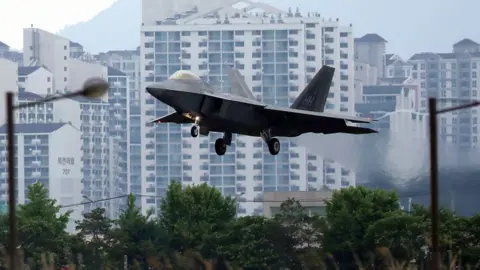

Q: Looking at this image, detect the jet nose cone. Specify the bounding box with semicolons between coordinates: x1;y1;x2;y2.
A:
146;85;166;98
146;85;156;96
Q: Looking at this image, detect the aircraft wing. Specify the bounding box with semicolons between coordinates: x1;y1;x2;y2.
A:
202;91;266;107
148;112;194;124
227;67;256;100
264;106;376;124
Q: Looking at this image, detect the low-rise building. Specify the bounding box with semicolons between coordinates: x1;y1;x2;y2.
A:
262;190;332;218
0;123;83;232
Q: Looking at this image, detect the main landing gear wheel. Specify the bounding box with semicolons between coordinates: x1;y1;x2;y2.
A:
190;126;199;137
215;138;227;156
267;138;280;155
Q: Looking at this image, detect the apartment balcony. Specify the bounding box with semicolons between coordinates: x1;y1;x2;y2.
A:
31;138;41;145
31;160;41;166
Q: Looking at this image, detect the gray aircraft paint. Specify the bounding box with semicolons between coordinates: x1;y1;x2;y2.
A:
146;67;376;149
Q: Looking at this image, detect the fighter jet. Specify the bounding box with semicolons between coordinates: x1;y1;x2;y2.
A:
146;65;377;156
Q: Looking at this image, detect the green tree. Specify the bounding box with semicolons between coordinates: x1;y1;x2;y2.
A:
410;204;476;266
159;181;236;254
215;216;292;269
109;194;171;269
17;182;72;268
459;213;480;266
72;207;113;269
323;186;403;267
273;198;325;269
364;215;426;263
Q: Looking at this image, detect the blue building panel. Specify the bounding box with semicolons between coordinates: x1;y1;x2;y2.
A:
0;123;65;134
17;91;44;101
108;66;127;76
18;66;42;76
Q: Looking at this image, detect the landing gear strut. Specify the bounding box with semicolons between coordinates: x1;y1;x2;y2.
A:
215;131;232;156
261;129;280;155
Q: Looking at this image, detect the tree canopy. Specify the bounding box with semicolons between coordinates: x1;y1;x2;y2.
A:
1;182;479;269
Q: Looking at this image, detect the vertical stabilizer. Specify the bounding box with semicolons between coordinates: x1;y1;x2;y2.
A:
227;67;256;100
290;65;335;112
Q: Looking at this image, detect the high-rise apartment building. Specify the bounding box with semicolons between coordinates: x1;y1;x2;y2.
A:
409;38;480;148
354;34;387;79
22;28;118;216
0;58;18;121
140;0;356;215
23;28;71;92
53;95;111;212
97;50;142;207
107;67;130;215
0;41;23;65
0;123;83;233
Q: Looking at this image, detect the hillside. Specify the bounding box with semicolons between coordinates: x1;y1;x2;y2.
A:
57;0;141;53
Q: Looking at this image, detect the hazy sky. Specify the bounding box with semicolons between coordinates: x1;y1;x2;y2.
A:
0;0;116;50
2;0;479;59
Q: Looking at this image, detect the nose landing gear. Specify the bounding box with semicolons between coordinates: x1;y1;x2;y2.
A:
190;116;201;138
190;126;199;137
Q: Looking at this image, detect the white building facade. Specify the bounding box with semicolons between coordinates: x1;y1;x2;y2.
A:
408;39;480;148
22;28;118;216
0;123;83;233
107;67;130;216
18;66;54;95
0;59;18;123
23;28;70;92
140;0;356;215
53;97;111;213
98;50;142;207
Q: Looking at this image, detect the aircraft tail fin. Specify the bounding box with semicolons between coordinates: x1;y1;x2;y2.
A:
227;67;256;100
290;65;335;112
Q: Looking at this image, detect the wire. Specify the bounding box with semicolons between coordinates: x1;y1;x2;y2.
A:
59;191;432;208
60;195;129;208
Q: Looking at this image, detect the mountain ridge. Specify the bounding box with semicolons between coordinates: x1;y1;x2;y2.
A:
56;0;480;58
58;0;141;53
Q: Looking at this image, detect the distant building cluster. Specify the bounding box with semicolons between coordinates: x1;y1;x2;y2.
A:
0;0;477;225
354;34;480;148
0;29;131;231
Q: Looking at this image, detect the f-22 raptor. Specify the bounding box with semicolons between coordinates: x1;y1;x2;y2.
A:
146;65;377;156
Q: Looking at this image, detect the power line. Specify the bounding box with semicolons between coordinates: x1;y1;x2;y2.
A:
60;195;129;208
59;191;432;208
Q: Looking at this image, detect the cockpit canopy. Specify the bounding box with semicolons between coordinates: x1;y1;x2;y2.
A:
169;70;201;80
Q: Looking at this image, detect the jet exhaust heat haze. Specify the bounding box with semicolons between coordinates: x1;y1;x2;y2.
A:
294;111;480;216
